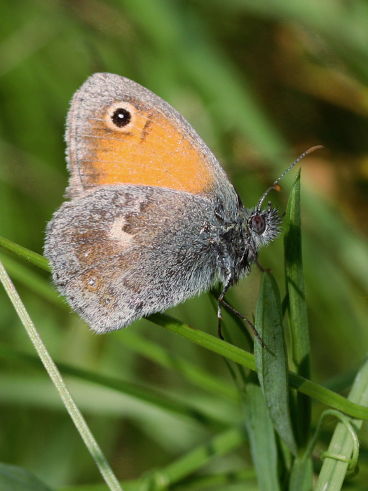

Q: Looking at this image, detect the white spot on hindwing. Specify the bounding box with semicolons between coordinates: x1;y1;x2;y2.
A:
109;216;134;247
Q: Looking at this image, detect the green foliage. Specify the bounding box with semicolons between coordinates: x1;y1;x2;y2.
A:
255;272;297;455
0;462;51;491
1;1;368;490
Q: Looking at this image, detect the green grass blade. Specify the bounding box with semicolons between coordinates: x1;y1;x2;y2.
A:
0;462;52;491
315;359;368;490
0;344;230;428
0;235;49;271
284;171;311;446
150;313;256;369
60;469;256;491
255;272;297;455
0;254;62;306
164;469;256;490
288;372;368;420
127;427;245;490
244;379;281;491
60;430;244;490
153;314;368;420
289;457;313;491
120;331;238;401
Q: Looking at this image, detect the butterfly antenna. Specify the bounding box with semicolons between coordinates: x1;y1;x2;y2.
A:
256;145;324;210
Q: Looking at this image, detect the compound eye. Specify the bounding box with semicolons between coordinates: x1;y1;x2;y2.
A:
105;102;135;132
249;214;266;235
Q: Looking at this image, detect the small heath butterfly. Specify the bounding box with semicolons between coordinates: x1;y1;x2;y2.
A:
44;73;318;333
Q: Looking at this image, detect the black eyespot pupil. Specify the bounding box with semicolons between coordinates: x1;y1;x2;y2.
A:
250;215;266;234
111;108;131;128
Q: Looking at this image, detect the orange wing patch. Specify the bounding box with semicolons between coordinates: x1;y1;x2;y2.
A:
78;101;214;194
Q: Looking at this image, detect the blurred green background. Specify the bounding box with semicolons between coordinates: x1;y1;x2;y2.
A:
0;0;367;489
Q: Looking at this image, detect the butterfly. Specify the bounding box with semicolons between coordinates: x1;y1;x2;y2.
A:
44;73;318;333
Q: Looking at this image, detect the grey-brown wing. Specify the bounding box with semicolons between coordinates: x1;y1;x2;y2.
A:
44;185;219;333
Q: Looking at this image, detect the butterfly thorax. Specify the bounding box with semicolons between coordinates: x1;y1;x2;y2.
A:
213;201;281;288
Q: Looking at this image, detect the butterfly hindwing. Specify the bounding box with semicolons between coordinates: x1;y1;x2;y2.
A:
45;185;219;332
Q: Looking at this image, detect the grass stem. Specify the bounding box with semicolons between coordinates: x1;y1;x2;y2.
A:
0;259;123;491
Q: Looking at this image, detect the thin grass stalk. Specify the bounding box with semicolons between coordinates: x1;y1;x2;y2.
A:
0;259;123;491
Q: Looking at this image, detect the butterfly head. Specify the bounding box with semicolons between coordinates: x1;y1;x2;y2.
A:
245;145;324;251
246;203;281;250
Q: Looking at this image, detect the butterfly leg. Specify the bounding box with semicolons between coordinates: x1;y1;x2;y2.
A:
221;298;257;342
219;297;272;352
217;307;224;340
217;275;232;340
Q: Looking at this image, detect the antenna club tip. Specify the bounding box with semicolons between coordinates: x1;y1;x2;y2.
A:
305;144;324;155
